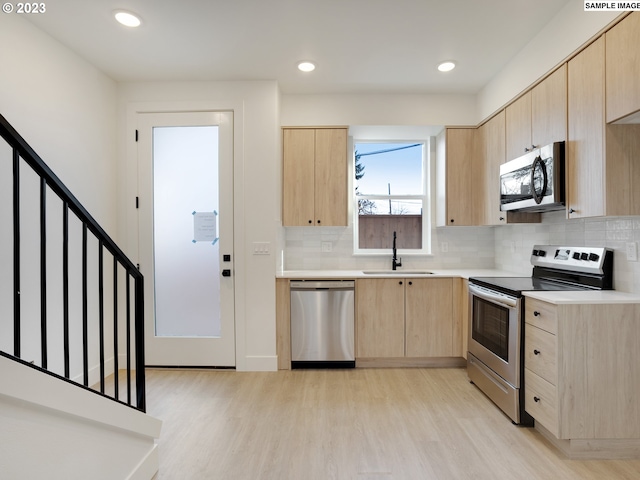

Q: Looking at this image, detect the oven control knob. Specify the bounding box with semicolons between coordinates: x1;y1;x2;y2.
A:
538;250;546;257
532;249;539;256
589;253;600;262
581;252;589;260
572;252;581;260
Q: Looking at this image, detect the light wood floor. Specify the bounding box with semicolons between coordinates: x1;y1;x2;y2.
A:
146;367;640;480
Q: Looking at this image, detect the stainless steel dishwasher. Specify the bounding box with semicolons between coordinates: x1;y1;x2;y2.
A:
290;280;355;368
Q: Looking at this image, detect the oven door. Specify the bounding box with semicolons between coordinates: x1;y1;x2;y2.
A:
468;283;522;387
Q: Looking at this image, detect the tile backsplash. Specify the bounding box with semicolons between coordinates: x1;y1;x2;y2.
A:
282;211;640;295
282;224;496;271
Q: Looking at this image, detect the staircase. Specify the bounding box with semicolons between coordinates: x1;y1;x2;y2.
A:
0;113;161;479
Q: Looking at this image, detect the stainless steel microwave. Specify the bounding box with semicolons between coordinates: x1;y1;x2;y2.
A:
499;141;565;212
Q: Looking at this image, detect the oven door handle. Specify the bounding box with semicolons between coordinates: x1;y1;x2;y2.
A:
468;284;518;309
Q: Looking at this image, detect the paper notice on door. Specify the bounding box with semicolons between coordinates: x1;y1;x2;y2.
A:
193;211;218;243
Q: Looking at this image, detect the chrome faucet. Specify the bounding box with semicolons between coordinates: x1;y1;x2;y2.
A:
392;231;402;270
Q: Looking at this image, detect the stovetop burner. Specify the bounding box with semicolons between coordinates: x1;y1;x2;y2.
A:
468;276;589;297
470;245;614;296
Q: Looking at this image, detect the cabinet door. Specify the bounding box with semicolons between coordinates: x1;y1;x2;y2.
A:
455;278;469;359
606;12;640;123
405;278;453;357
567;36;605;218
275;279;291;370
283;128;316;226
532;64;567;148
505;91;532;162
445;128;479;226
315;128;348;226
356;278;405;358
481;112;505;225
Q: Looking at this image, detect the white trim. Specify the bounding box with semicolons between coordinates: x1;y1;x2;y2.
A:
126;444;160;480
0;355;162;438
244;355;278;372
353;139;431;255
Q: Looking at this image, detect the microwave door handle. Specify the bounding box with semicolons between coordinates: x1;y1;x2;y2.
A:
530;155;547;205
469;284;518;309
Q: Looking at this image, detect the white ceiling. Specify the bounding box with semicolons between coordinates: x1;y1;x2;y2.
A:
26;0;572;95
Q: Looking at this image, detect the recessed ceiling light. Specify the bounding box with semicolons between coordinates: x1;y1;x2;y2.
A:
114;10;142;28
297;61;316;73
437;61;456;72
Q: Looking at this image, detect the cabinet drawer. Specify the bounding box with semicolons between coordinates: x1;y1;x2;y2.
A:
525;369;559;437
525;298;557;334
524;324;557;385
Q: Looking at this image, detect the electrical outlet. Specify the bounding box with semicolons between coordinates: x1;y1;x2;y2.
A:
441;242;448;253
321;241;332;253
626;242;638;262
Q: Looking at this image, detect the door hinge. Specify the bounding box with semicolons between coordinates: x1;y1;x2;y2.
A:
135;129;139;142
136;196;139;209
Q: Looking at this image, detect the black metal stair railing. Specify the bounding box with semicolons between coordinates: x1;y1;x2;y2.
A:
0;113;146;412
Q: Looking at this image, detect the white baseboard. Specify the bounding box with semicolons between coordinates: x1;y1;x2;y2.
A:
242;355;278;371
126;444;159;480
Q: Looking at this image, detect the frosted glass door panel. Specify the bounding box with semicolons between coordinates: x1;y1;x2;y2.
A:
153;126;220;337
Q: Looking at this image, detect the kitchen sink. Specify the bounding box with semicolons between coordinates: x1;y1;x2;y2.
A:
362;270;433;275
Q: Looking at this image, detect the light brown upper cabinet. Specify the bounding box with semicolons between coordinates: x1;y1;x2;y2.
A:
568;37;606;218
435;127;482;226
479;111;504;225
567;36;640;219
505;65;567;162
475;112;540;226
606;12;640;123
282;127;348;226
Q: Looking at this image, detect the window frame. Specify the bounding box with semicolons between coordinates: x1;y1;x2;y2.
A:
352;139;431;256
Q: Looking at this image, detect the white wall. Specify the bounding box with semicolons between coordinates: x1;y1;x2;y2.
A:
0;15;119;379
0;15;118;227
117;81;280;371
281;93;477;127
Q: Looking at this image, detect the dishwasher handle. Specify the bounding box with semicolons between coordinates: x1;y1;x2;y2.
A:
290;280;355;290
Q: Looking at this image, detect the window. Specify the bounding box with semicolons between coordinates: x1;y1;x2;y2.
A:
354;141;429;253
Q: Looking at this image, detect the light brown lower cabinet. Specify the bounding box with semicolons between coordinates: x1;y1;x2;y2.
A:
524;297;640;459
405;278;453;357
277;276;468;370
356;277;464;366
356;278;405;358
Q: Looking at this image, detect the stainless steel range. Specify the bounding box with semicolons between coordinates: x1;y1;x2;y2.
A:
467;245;613;425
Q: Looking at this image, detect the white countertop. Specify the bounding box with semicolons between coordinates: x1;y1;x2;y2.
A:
277;269;517;280
278;270;640;304
524;290;640;304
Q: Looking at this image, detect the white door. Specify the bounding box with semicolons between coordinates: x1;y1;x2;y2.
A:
137;111;235;367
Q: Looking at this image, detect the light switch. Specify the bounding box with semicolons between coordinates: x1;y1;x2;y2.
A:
252;242;271;255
